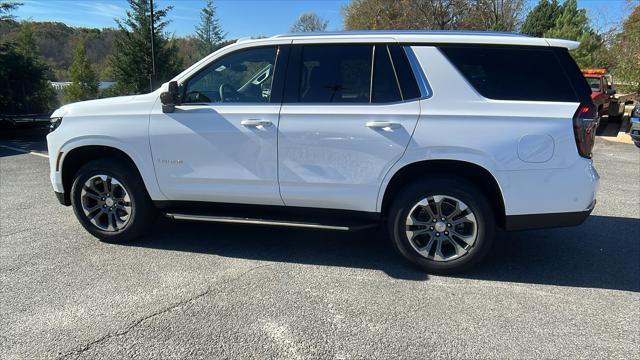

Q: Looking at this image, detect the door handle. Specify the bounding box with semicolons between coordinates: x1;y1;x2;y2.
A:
241;119;272;127
366;121;401;129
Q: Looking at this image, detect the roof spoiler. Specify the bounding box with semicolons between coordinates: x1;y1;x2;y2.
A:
545;38;580;50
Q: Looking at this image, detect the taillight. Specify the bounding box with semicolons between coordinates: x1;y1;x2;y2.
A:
573;103;597;158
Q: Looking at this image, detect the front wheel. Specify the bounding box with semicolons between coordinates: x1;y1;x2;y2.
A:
71;158;155;243
387;177;495;274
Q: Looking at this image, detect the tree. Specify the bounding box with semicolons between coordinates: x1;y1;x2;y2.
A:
0;1;21;20
462;0;525;31
521;0;561;37
343;0;523;31
109;0;182;95
194;0;226;57
544;0;602;67
290;12;329;32
0;42;57;115
343;0;418;30
65;37;99;102
15;21;36;58
611;4;640;93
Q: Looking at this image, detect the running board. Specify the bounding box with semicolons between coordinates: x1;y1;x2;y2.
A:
165;213;378;231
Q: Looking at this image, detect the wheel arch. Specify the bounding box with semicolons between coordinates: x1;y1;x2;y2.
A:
59;145;144;206
379;159;506;229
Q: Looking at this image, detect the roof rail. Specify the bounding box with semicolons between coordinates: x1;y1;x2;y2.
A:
270;30;530;38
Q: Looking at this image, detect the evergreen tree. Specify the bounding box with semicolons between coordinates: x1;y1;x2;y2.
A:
109;0;182;95
544;0;601;67
290;12;329;32
65;37;99;102
15;22;37;58
521;0;561;37
0;1;21;21
0;42;58;114
195;0;226;57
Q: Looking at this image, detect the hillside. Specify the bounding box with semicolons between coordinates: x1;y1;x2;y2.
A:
0;20;117;80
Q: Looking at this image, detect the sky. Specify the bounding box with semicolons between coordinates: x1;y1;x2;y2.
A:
12;0;635;39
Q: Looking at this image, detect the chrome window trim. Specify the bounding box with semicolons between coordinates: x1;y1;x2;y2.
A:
403;46;433;99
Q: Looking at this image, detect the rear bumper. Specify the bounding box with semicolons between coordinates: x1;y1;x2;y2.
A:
629;118;640;141
505;200;596;231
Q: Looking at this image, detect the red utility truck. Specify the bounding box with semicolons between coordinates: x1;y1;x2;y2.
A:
582;69;635;125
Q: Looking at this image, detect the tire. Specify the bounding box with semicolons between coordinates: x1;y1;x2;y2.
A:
387;177;495;274
70;158;156;243
634;141;640;148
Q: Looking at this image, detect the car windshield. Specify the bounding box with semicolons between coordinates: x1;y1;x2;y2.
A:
585;77;601;91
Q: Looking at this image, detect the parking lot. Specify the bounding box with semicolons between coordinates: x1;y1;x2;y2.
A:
1;125;639;359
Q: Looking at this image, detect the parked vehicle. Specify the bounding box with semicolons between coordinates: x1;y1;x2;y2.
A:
582;69;635;125
630;104;640;148
47;31;600;273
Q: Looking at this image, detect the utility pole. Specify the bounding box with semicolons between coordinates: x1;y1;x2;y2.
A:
149;0;156;92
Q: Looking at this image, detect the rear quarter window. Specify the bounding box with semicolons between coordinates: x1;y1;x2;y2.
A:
439;46;579;102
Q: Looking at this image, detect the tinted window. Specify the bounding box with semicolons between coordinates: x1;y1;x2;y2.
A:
184;47;277;103
298;45;372;103
439;46;578;102
372;45;402;103
389;45;422;100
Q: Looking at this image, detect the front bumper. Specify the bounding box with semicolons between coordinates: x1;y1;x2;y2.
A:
505;200;596;231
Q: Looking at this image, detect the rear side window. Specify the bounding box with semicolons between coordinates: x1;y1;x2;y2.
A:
372;45;402;103
439;46;579;102
299;45;372;103
286;44;408;104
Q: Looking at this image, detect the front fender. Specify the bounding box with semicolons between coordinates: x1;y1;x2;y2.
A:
55;136;166;201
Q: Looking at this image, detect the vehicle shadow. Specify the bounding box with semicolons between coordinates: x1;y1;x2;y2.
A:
130;214;639;291
133;219;430;281
465;215;640;292
0;124;49;156
596;116;623;136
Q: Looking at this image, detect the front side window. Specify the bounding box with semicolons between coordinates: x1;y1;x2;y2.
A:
183;47;278;103
298;45;372;103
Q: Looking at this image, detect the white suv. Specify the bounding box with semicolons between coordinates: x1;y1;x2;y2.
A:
47;31;600;273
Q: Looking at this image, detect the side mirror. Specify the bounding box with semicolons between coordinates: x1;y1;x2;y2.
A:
160;81;180;113
606;88;616;96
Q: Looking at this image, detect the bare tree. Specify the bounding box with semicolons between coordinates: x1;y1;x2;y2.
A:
290;12;329;32
461;0;525;31
343;0;524;32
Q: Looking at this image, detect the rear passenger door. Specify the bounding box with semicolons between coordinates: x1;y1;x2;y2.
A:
277;43;422;212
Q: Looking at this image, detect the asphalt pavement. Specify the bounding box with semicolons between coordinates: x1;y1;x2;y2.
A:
1;126;639;359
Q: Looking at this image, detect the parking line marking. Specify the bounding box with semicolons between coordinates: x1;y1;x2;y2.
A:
0;145;49;159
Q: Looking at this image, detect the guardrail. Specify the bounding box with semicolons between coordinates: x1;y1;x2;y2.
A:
0;114;51;125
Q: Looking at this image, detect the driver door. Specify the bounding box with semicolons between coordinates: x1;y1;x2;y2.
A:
149;45;288;205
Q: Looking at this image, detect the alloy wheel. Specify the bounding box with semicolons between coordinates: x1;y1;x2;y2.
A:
80;175;132;232
405;195;478;262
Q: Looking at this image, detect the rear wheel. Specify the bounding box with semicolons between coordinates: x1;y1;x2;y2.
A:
387;177;495;274
71;158;155;242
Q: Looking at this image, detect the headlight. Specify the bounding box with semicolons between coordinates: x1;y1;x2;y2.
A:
49;117;63;132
